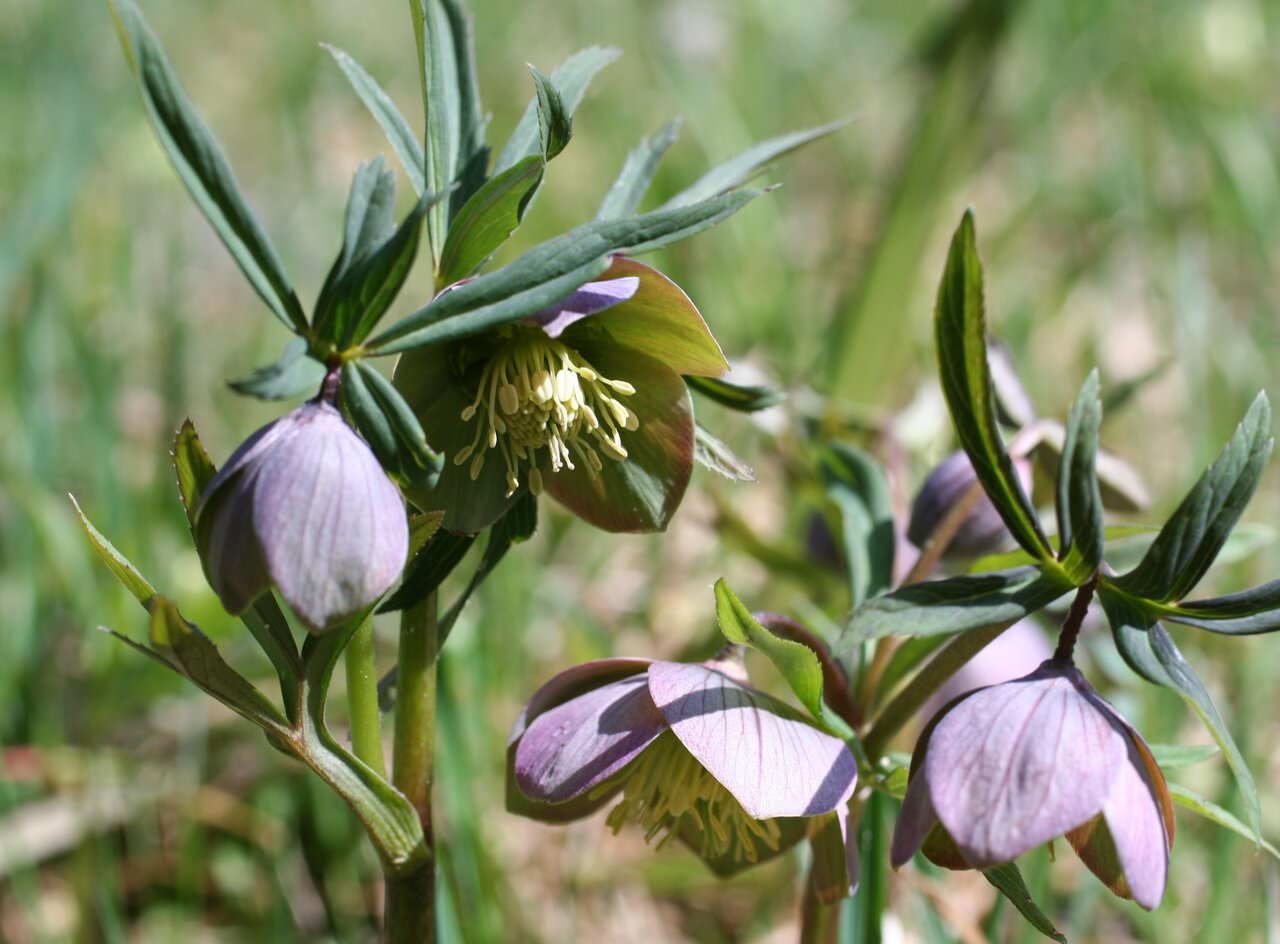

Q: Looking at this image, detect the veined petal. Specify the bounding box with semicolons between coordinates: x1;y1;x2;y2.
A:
569;257;727;379
525;276;640;338
515;675;667;803
197;466;270;615
647;661;857;819
510;657;654;746
924;660;1127;867
542;346;694;533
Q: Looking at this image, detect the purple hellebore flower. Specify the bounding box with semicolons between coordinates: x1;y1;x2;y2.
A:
394;256;729;534
892;658;1175;910
195;399;409;633
922;618;1053;721
507;649;859;874
906;450;1034;560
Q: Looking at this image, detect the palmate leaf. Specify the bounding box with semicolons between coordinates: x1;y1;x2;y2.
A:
1055;370;1104;583
934;211;1053;562
228;337;325;401
597;118;683;221
1111;392;1272;602
107;0;306;333
1101;589;1261;838
837;566;1071;650
820;444;895;607
366;188;763;354
325;46;425;194
340;362;441;490
1164;578;1280;634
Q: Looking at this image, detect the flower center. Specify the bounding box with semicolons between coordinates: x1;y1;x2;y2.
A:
452;330;639;498
592;731;782;865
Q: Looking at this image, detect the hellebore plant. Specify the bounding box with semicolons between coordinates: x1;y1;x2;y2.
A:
395;257;728;533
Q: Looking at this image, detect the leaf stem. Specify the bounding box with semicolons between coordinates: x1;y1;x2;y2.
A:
344;614;387;778
384;592;438;943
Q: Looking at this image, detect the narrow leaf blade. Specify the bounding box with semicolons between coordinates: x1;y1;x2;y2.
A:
597;118;682;221
325;45;426;194
1055;369;1104;582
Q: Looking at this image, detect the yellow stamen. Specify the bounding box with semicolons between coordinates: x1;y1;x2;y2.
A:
454;329;640;497
589;731;782;866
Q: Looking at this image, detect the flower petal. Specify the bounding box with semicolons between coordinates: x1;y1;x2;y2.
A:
514;675;667;804
525;276;640;338
542;347;694;533
892;767;941;868
197;465;271;615
392;339;521;533
647;661;857;819
923;660;1127;867
569;257;727;378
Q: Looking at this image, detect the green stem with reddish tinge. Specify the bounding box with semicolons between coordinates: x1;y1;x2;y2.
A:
383;592;438;943
1053;573;1098;663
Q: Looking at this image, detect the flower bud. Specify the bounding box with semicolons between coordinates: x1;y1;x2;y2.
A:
906;450;1033;559
195;400;408;632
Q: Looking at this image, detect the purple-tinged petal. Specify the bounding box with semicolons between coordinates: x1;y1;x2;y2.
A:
197;468;271;615
924;660;1127;867
925;618;1053;721
525;276;641;339
907;450;1033;559
647;662;857;819
809;806;860;902
892;768;941;868
508;657;654;746
568;257;727;379
515;675;666;803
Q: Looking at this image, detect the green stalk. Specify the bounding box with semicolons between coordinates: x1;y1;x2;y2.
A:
384;592;438;943
345;615;387;779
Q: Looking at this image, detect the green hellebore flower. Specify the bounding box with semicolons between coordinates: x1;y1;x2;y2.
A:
393;256;728;534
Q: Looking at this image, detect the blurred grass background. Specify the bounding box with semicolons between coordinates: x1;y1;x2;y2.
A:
2;0;1279;940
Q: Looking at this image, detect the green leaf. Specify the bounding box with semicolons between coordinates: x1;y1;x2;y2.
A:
437;156;543;285
530;67;571;161
367;188;762;354
340;359;399;472
597;119;682;221
438;0;486;217
1164;578;1280;635
317;158;397;307
353;361;442;483
821;444;895;607
1112;392;1272;602
1148;743;1219;770
492;47;620;175
378;529;476;613
685;374;783;412
72;495;157;605
933;211;1052;560
874;634;950;706
693;423;756;482
658;114;855;210
325;46;425;194
1055;370;1104;583
838;566;1071;649
1101;590;1261;839
982;863;1067;944
418;0;464;264
713;579;825;722
438;495;536;646
148;595;291;733
227;337;325;401
1168;783;1280;860
172;418;216;527
107;0;306;333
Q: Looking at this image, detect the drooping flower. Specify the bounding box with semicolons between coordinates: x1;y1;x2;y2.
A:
393;256;728;534
922;618;1053;721
892;658;1175;910
507;649;858;874
195;398;409;632
906;450;1034;560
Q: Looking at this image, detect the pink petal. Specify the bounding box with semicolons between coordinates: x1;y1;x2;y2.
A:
508;657;654;746
891;768;941;868
923;660;1127;867
525;276;640;338
514;675;666;803
647;662;857;819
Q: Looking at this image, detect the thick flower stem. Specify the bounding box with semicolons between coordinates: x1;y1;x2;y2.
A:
1053;572;1098;663
384;593;439;944
800;888;840;944
345;615;387;779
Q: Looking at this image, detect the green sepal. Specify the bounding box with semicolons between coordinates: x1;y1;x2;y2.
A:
934;210;1053;560
492;47;620;175
838;566;1072;650
107;0;306;333
325;46;425;194
713;578;826;724
693;423;755;482
367;188;762;354
1055;369;1104;582
1101;588;1261;839
658;114;855;210
1111;392;1272;603
597;118;682;221
821;444;895;607
227;337;325;401
685;374;783;412
982;862;1067;944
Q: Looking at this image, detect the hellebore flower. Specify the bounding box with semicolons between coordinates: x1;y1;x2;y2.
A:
922;618;1052;722
892;659;1175;910
195;398;409;632
393;256;728;534
906;450;1033;560
507;650;858;873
